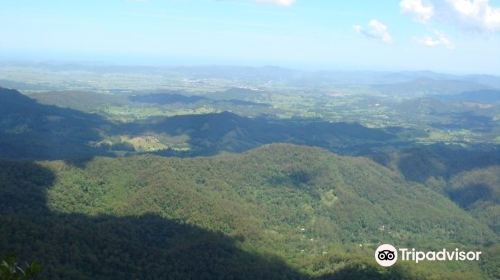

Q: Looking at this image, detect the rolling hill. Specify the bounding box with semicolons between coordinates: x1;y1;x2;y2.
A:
0;87;399;159
0;144;496;279
1;86;499;279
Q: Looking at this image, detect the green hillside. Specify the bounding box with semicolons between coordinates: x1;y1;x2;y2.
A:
447;166;500;233
1;144;496;279
0;87;110;159
0;87;400;159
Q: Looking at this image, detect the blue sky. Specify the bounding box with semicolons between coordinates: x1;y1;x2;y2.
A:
1;0;500;74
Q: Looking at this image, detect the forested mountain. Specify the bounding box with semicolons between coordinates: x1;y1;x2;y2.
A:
2;0;500;277
0;145;497;279
448;166;500;234
0;87;399;159
1;85;499;279
0;87;110;159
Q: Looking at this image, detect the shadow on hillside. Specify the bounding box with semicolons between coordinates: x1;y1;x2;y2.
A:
448;183;494;209
3;86;500;186
0;87;113;161
132;112;400;157
430;112;495;133
0;160;408;280
129;91;272;108
1;87;404;162
392;144;500;183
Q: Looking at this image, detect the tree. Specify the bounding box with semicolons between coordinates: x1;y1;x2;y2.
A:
0;256;39;280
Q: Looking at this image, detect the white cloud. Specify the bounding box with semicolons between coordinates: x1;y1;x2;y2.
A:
416;31;455;48
445;0;500;31
354;19;393;44
255;0;295;6
400;0;435;22
399;0;500;32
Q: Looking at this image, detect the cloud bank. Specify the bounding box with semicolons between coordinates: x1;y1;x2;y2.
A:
354;19;393;44
400;0;435;22
446;0;500;32
400;0;500;32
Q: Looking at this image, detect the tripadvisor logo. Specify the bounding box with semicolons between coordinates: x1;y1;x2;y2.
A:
374;244;482;267
375;244;398;267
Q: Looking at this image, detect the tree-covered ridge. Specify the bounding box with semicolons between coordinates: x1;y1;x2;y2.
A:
0;86;402;159
0;87;110;159
447;166;500;234
46;145;494;244
3;86;500;166
1;144;496;279
1;86;499;279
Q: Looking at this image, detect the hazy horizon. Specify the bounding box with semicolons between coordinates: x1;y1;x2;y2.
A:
1;0;500;75
1;59;500;77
